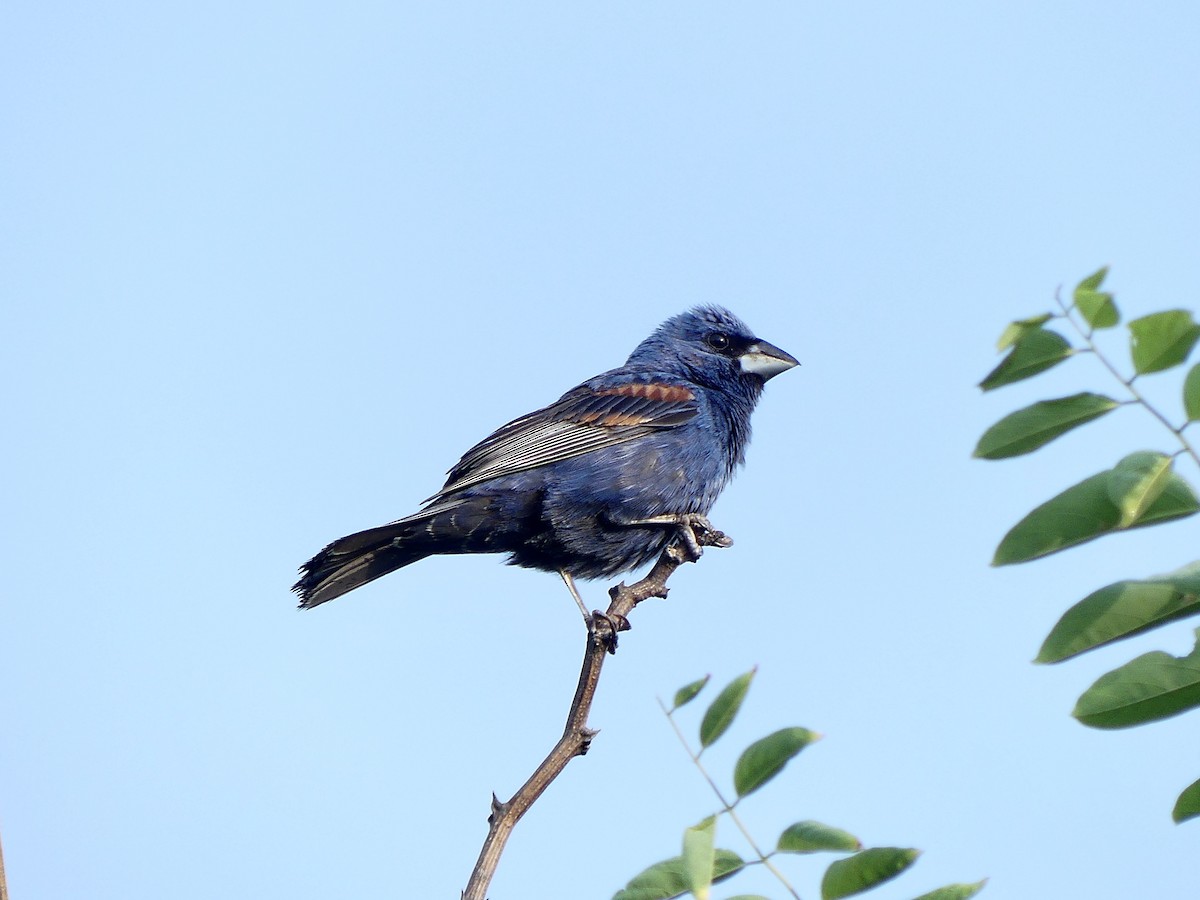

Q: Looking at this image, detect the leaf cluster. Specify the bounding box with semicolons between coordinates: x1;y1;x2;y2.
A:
975;267;1200;823
614;671;985;900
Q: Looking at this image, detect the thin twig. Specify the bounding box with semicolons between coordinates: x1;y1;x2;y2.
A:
461;524;733;900
659;699;803;900
0;824;9;900
1055;292;1200;469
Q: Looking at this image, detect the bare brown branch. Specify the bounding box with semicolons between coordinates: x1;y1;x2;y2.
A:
0;823;9;900
461;524;732;900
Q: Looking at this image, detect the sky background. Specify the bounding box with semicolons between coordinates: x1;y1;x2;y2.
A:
4;3;1200;898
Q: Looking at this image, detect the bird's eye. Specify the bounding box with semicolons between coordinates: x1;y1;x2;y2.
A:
705;332;731;351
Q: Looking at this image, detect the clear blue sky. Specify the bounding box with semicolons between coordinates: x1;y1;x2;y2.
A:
4;3;1199;898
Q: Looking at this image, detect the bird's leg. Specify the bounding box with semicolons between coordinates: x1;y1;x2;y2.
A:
560;569;621;645
619;513;733;562
559;570;591;622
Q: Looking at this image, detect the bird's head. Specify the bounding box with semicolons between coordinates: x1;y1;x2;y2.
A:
628;305;798;391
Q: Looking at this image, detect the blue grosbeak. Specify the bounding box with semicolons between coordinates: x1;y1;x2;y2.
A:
294;305;797;615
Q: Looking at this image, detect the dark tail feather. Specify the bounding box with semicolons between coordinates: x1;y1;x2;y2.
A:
293;496;512;609
293;521;432;609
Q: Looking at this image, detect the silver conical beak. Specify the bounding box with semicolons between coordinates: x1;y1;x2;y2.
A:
739;339;799;380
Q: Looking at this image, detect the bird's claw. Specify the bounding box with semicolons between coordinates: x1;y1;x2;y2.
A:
617;513;733;562
677;521;705;561
673;514;733;561
588;610;627;653
701;527;733;549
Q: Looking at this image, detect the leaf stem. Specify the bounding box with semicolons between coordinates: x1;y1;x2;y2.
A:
1055;293;1200;470
659;698;802;900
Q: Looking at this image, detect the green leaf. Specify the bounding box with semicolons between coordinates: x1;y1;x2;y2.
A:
777;821;862;854
673;675;710;711
993;471;1111;565
1037;562;1200;663
1076;290;1119;329
708;851;747;884
821;848;920;900
700;669;756;749
911;882;989;900
1129;310;1200;374
1073;267;1118;329
732;727;819;797
1184;364;1200;421
1128;471;1200;527
979;329;1072;391
1077;267;1108;292
1074;628;1200;728
683;818;716;900
1173;776;1200;824
992;463;1200;566
996;313;1053;351
613;850;746;900
614;858;689;900
973;393;1120;459
1108;451;1175;527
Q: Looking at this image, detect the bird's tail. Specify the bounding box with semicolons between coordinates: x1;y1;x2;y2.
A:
292;520;429;609
293;496;507;609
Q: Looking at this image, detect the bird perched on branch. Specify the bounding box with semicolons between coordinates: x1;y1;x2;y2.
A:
293;305;797;618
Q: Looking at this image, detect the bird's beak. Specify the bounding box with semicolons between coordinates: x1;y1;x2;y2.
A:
739;339;799;380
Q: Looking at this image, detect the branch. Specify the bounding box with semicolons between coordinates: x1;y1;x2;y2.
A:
461;521;733;900
659;699;802;900
1054;291;1200;470
0;823;8;900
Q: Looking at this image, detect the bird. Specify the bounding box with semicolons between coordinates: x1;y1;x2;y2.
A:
293;305;797;618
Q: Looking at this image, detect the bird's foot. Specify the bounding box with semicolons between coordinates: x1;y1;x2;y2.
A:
587;609;627;654
677;513;733;560
631;513;733;562
688;514;734;551
561;569;628;652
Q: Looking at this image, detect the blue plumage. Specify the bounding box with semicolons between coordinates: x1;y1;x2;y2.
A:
294;305;797;611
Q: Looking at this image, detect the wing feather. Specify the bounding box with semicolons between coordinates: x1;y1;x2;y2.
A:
429;381;698;498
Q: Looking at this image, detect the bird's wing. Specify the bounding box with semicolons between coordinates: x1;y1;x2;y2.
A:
428;380;699;498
